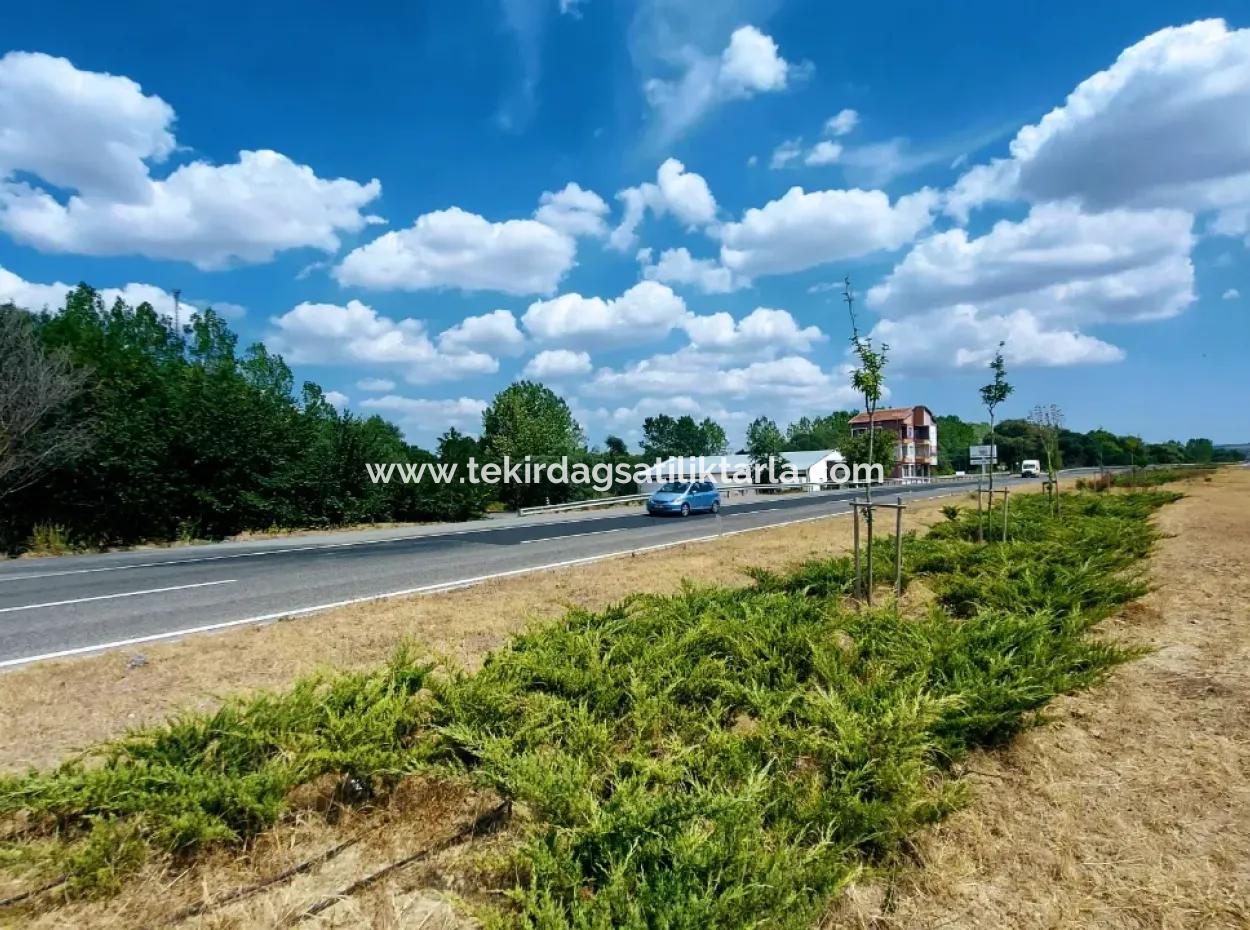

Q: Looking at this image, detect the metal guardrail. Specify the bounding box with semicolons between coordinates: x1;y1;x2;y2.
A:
518;494;649;515
516;474;991;515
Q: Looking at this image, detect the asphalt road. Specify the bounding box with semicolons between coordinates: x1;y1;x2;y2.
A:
0;475;1062;667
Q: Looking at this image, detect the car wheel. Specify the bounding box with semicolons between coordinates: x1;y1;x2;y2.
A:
711;500;720;514
680;503;690;517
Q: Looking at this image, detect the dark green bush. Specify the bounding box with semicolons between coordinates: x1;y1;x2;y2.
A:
0;489;1177;924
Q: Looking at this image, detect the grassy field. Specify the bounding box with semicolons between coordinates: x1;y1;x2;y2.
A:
0;488;1184;927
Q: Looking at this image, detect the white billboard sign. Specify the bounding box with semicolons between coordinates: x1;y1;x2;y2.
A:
969;444;998;465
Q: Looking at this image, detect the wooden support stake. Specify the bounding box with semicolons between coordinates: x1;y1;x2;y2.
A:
894;495;904;599
865;502;874;607
976;478;984;543
852;503;861;599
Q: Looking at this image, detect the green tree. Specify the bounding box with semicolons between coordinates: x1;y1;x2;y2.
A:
1183;437;1215;463
1148;440;1185;464
843;276;888;491
839;428;897;480
934;415;987;473
696;417;729;456
745;416;786;471
640;414;726;458
603;435;628;457
1123;435;1145;485
843;276;890;600
785;411;854;451
979;343;1013;493
481;381;584;509
427;428;492;519
1;285;489;552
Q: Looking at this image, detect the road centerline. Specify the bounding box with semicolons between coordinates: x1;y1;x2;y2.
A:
0;580;237;614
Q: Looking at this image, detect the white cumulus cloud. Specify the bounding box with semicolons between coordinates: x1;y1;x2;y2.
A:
522;348;593;378
437;309;526;356
804;141;842;166
824;108;859;137
533;182;610;238
871;306;1125;372
358;395;487;443
0;264;230;322
335;207;576;296
522;280;687;348
609;158;718;251
584;351;862;416
681;307;824;355
642;25;804;145
868;203;1196;323
638;246;741;294
0;52;382;269
267;300;497;384
718;186;939;279
946;19;1250;224
769;138;804;170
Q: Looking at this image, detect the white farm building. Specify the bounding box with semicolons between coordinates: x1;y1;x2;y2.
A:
638;450;845;493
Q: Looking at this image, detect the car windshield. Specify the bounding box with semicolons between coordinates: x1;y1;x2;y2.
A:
657;481;690;493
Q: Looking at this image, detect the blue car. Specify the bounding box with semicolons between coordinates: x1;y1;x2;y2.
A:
646;480;721;517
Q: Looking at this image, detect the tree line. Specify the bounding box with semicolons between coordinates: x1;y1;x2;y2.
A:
1;285;1240;553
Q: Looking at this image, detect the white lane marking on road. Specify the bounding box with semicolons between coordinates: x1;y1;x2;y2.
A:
0;507;859;669
0;480;1005;580
519;528;624;545
0;481;1006;668
0;580;236;614
0;511;672;583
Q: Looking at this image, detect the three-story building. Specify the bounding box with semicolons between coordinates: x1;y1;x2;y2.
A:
849;405;938;479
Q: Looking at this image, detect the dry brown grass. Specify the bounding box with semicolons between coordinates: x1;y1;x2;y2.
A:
825;467;1250;930
0;492;965;774
3;775;510;929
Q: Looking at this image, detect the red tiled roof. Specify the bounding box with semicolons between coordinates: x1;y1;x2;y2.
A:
849;406;923;424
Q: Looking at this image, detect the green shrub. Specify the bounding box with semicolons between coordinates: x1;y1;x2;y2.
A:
26;523;75;556
0;489;1179;927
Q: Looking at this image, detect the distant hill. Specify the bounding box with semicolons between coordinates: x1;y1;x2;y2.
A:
1217;443;1250;455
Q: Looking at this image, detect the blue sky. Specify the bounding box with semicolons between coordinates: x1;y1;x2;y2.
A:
2;0;1247;448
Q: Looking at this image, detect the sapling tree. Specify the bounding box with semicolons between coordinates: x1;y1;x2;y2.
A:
843;277;888;490
1029;403;1064;514
979;342;1013;494
1124;435;1144;487
844;277;889;596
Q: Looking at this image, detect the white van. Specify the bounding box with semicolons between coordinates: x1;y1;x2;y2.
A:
1021;459;1042;478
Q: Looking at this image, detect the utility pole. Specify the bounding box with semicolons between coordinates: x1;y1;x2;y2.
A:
172;288;182;334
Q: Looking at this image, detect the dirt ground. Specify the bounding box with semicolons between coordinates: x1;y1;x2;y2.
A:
830;467;1250;930
0;490;963;774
